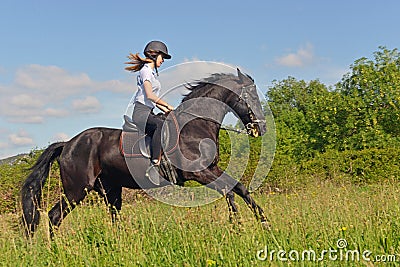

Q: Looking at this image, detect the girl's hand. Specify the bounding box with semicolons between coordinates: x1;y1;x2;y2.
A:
156;103;171;114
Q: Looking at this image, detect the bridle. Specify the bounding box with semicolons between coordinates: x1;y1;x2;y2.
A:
231;83;266;135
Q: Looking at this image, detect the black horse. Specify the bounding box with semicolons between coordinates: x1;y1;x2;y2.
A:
21;69;268;237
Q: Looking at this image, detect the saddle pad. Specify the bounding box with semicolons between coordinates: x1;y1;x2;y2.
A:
119;131;151;158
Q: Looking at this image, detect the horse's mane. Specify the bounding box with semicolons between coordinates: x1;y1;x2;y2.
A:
181;73;238;103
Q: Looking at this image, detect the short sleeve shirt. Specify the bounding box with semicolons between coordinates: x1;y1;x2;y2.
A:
133;64;161;108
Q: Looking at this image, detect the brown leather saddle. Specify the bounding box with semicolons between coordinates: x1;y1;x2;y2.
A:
119;114;179;184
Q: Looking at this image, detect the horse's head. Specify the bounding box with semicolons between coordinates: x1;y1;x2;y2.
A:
226;69;267;137
180;69;266;137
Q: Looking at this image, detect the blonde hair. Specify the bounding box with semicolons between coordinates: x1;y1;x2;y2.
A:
124;53;153;72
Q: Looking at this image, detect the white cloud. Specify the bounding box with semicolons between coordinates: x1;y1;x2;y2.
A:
276;43;315;67
158;60;238;105
14;64;92;98
0;128;10;150
94;79;132;93
11;94;44;108
13;64;132;95
52;132;70;142
0;64;131;124
44;108;69;117
162;59;237;84
72;96;101;113
10;116;45;124
1;105;67;123
9;130;34;146
0;142;8;149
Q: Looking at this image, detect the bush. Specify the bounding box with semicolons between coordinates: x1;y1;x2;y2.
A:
260;147;400;192
303;148;400;184
0;150;62;214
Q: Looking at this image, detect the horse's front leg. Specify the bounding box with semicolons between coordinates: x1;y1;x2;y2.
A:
231;180;267;223
184;167;267;223
216;171;267;223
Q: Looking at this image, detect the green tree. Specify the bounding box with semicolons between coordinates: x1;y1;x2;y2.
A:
336;46;400;148
267;77;330;160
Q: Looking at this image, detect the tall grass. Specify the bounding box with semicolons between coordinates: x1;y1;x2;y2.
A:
1;180;400;266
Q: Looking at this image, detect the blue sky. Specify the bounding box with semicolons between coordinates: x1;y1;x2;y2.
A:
0;0;399;158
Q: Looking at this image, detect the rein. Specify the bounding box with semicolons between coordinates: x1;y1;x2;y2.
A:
175;109;248;134
220;125;248;134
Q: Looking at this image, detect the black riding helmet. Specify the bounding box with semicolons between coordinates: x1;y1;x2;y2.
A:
144;40;172;60
143;41;171;76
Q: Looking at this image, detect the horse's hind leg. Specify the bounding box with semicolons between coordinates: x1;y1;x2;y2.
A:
232;182;267;223
48;198;75;238
48;184;93;238
106;187;122;222
94;179;122;222
48;165;98;237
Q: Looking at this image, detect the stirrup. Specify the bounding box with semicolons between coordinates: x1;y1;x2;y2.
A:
145;165;161;185
159;155;178;184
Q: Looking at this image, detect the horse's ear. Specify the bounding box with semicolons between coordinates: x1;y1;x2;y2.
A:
237;68;247;84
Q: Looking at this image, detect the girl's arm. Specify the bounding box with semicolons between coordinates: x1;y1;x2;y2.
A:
143;80;174;111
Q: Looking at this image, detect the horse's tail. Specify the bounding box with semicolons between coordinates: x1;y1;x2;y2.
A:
21;142;65;237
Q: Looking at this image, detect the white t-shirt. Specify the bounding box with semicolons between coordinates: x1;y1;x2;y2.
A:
132;64;161;109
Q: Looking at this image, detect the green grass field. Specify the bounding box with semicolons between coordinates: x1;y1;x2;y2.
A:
1;180;400;266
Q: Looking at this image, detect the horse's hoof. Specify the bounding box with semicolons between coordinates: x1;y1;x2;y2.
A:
261;220;271;230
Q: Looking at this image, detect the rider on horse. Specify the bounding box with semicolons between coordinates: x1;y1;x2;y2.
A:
125;41;174;166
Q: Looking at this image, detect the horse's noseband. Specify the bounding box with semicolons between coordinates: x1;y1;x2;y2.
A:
235;84;265;135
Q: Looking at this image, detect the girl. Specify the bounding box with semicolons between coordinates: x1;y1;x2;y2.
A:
125;40;174;165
